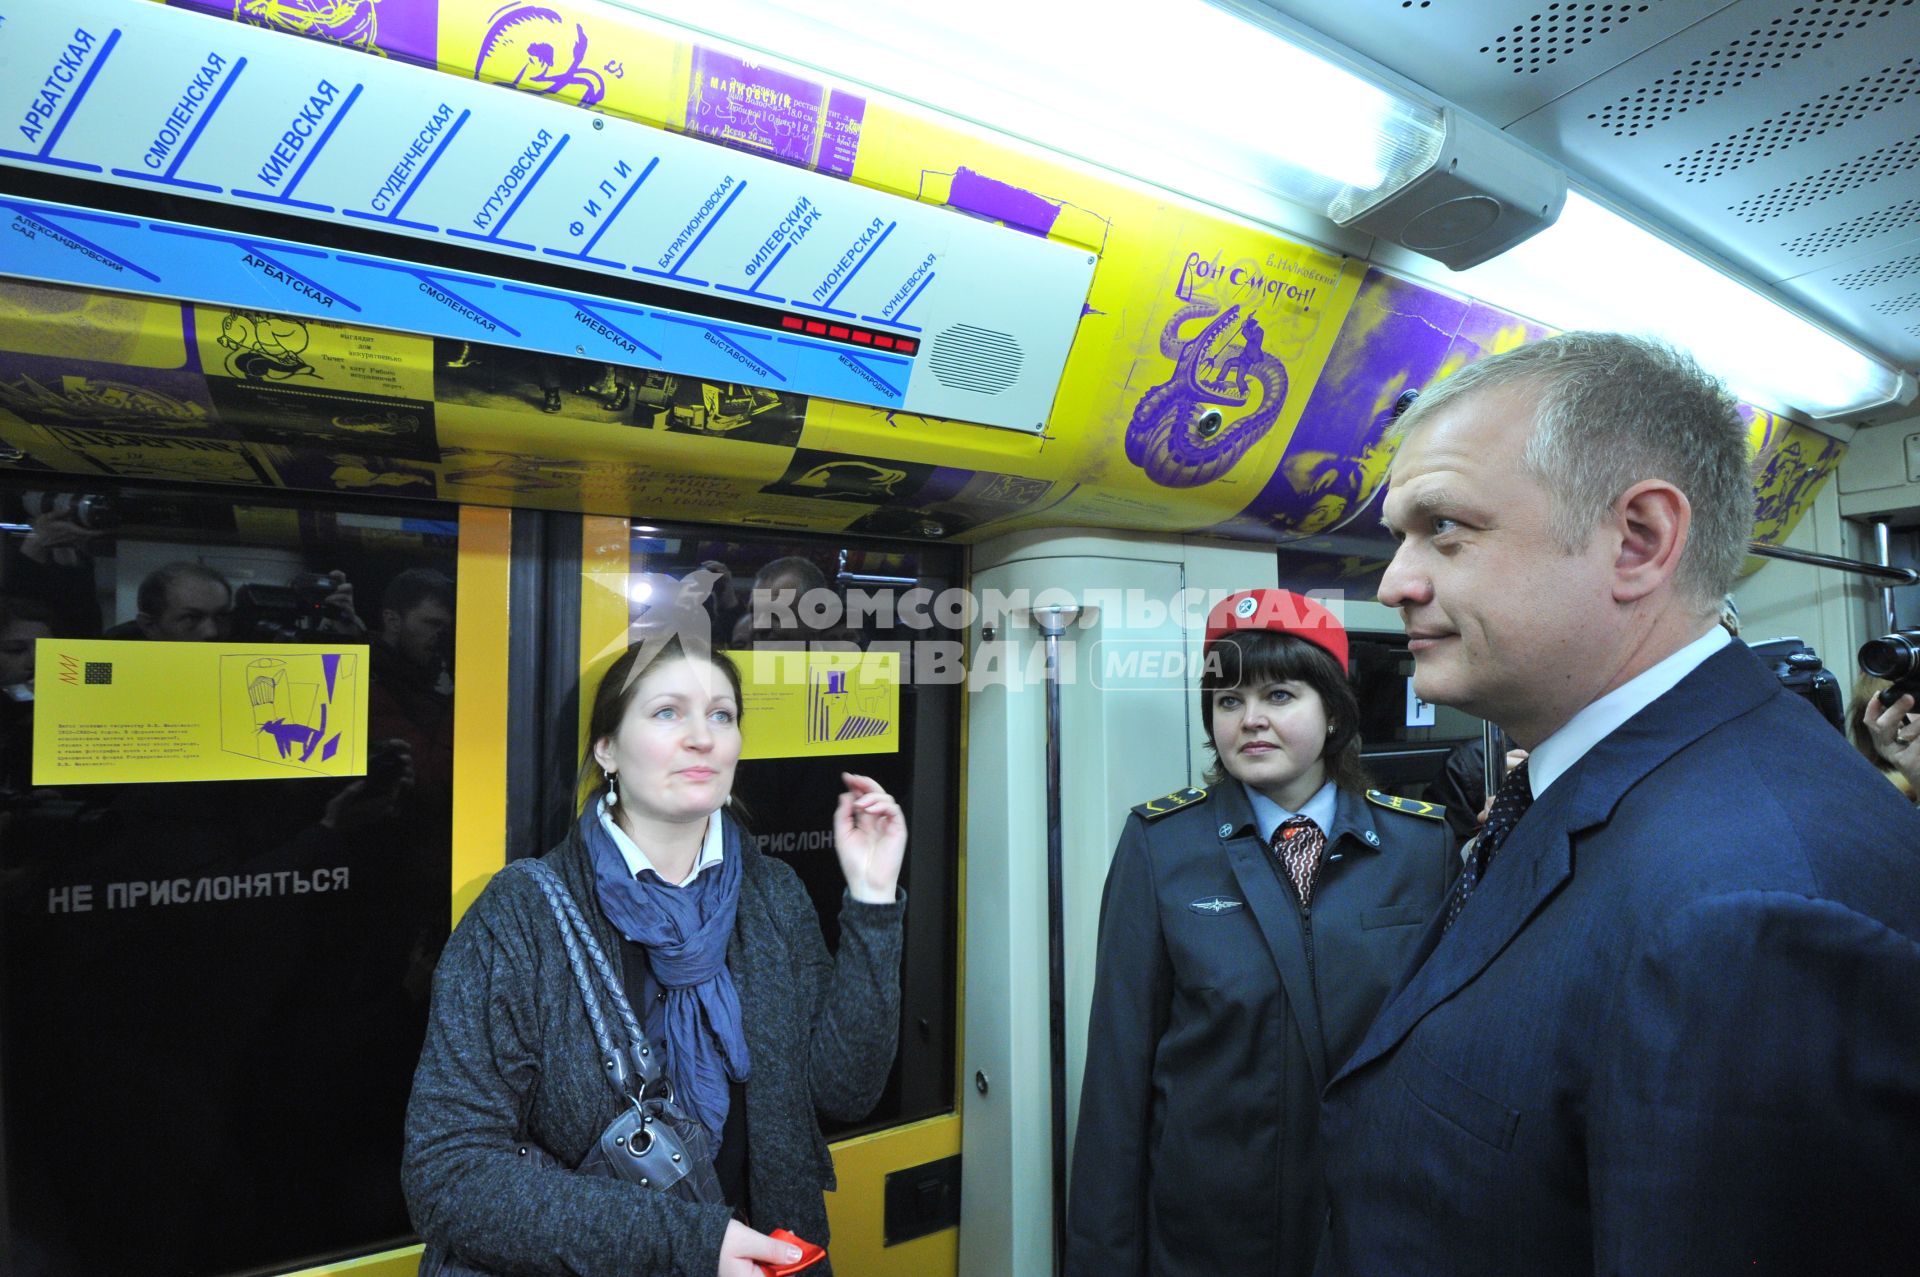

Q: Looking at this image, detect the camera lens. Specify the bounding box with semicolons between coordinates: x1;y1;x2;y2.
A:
1860;632;1920;682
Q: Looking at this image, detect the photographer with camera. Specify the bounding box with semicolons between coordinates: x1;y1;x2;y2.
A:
1855;630;1920;804
2;494;106;639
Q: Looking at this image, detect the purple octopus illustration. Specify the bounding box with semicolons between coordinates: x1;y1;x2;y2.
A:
1125;302;1289;488
475;5;607;106
235;0;384;55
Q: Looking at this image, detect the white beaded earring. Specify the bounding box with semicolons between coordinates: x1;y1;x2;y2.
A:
604;769;618;804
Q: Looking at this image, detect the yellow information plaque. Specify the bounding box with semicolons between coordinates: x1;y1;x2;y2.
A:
32;640;370;785
738;649;900;761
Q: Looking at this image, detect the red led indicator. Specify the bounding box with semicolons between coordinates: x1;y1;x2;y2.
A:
804;320;827;335
895;338;919;354
780;316;804;330
828;325;850;339
874;335;896;349
852;331;872;344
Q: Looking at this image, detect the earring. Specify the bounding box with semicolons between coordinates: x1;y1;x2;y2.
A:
604;769;618;805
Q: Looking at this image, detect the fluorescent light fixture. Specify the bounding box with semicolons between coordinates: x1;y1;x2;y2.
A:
597;0;1446;225
1425;190;1916;421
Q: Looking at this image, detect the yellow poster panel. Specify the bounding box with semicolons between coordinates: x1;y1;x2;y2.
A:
33;640;370;785
738;649;900;760
0;279;191;368
1744;420;1847;574
193;304;437;401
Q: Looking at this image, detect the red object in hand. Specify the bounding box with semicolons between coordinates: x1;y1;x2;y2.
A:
757;1229;826;1276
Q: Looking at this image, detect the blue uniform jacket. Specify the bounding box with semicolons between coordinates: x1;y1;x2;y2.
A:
1067;779;1454;1277
1319;640;1920;1276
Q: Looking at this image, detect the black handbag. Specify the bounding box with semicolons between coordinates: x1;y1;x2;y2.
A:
417;859;725;1277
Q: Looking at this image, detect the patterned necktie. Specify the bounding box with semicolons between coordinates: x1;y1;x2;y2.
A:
1271;816;1327;908
1442;759;1533;934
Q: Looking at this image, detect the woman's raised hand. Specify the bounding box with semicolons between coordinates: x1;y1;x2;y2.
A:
833;772;906;904
1866;691;1920;791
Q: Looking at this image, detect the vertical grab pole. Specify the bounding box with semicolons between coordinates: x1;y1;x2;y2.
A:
1033;603;1079;1277
1876;522;1898;635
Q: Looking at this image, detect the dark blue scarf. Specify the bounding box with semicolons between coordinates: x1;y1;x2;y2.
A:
580;802;750;1140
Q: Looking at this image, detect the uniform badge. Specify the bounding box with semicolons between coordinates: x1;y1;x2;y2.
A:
1188;896;1244;916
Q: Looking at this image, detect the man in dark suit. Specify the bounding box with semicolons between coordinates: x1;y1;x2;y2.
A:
1320;332;1920;1276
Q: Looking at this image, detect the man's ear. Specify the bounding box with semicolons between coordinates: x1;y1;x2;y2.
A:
1612;479;1690;603
381;607;402;634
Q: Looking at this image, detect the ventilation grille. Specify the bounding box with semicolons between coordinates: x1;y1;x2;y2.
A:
1783;194;1920;256
1664;57;1920;182
1836;251;1920;289
927;325;1023;396
1480;3;1648;76
1870;290;1920;315
1727;133;1920;222
1590;2;1907;137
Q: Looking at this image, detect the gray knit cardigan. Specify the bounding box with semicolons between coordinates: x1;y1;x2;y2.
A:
402;827;905;1276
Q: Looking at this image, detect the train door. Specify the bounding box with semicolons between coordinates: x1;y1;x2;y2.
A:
0;474;497;1276
0;475;965;1277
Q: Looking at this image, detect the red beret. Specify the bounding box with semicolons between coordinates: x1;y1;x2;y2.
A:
1203;589;1348;672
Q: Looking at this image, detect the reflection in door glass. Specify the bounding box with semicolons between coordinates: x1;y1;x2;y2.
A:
628;526;959;1136
1;480;458;1276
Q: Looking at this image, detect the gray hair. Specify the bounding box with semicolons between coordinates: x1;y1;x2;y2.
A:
1389;332;1754;605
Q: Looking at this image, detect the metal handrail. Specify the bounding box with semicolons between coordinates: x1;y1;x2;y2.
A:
1747;540;1918;585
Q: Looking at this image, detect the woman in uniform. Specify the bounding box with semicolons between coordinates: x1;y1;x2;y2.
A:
1066;589;1456;1277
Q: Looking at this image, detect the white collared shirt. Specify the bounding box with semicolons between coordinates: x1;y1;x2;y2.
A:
1526;625;1731;800
596;795;725;886
1244;779;1339;846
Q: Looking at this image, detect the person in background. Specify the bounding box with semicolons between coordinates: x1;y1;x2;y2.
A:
1851;672;1920;802
0;594;53;796
1067;589;1455;1277
367;569;455;790
405;636;907;1276
128;561;234;642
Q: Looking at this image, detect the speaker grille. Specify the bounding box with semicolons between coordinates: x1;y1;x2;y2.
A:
927;324;1023;396
1664;56;1920;182
1783;194;1920;256
1726;133;1920;223
1589;2;1903;137
1835;252;1920;290
1480;3;1650;77
1870;290;1920;315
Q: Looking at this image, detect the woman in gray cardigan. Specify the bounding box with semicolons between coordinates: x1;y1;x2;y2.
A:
403;636;907;1276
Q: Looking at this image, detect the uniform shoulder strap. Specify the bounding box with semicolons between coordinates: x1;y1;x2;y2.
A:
1364;789;1446;821
1131;787;1207;821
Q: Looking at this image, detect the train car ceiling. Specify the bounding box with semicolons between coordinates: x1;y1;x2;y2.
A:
0;0;1905;579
